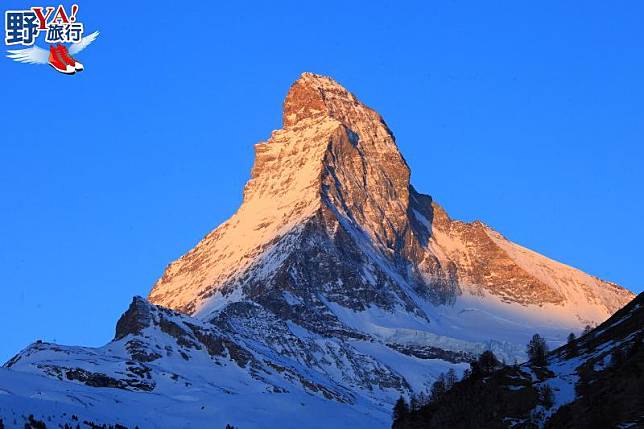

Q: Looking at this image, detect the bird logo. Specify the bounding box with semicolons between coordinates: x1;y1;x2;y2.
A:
6;31;99;75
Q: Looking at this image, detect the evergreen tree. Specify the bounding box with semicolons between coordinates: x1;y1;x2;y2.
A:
477;350;500;374
392;396;409;422
567;332;577;356
567;332;576;344
582;324;593;336
429;373;447;402
527;334;548;366
538;384;555;409
445;368;458;390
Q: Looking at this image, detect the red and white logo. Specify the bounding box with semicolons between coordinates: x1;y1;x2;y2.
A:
5;4;99;75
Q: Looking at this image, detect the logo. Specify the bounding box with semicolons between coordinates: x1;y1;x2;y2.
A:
5;4;99;75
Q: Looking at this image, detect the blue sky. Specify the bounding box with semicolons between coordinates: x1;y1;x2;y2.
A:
1;1;642;362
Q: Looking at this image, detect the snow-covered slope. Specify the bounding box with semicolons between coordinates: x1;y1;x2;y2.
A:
392;292;644;428
0;73;635;428
0;297;459;428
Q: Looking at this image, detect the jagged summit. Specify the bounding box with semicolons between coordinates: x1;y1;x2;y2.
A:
149;72;416;315
149;72;632;323
283;73;395;140
283;72;366;126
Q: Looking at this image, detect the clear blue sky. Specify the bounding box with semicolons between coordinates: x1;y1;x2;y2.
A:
1;1;642;362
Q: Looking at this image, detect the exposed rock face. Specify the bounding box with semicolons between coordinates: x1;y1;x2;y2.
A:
149;73;423;317
114;296;153;340
149;72;632;327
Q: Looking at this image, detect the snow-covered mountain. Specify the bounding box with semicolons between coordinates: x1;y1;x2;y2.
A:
0;73;634;428
148;72;631;356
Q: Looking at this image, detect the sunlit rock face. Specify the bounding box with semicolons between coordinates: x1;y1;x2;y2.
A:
149;72;632;328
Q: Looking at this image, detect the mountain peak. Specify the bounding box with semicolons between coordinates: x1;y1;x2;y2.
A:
149;73;632;330
279;72;413;265
282;73;396;145
283;72;362;127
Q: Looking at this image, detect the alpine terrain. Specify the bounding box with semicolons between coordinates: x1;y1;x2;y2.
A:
0;73;635;429
392;291;643;428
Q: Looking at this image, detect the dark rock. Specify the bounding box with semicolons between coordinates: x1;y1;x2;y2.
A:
114;297;152;341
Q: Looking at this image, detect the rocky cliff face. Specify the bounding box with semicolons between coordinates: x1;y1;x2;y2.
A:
149;72;632;328
0;73;635;429
149;73;421;316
